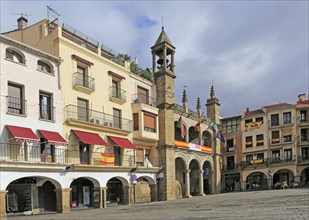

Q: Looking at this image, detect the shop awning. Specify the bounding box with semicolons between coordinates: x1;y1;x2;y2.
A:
72;130;108;146
38;129;67;146
6;125;39;143
108;136;137;150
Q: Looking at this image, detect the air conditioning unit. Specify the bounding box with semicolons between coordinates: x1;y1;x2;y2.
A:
103;121;109;126
90;118;100;124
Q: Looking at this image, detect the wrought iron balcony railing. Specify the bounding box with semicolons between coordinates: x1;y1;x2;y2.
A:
109;86;127;102
132;93;157;107
72;72;95;90
64;105;132;131
7;96;27;115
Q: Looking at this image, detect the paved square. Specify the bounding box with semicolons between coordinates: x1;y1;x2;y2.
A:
8;188;309;220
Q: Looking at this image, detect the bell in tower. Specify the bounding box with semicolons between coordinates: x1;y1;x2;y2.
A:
151;27;175;76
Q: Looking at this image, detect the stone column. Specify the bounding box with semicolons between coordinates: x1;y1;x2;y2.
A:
241;181;247;191
55;188;71;213
184;169;192;198
0;190;8;220
101;187;107;208
267;178;273;190
122;186;131;205
198;170;205;196
150;184;158;202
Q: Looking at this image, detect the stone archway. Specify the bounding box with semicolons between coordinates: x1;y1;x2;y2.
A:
246;172;268;190
106;177;130;206
6;176;60;215
175;157;186;198
273;169;294;187
300;166;309;186
189;159;200;196
70;177;100;209
202;161;212;194
202;130;212;147
135;176;156;203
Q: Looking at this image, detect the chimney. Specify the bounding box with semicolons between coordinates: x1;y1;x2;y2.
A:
17;16;28;30
246;107;249;112
298;93;306;101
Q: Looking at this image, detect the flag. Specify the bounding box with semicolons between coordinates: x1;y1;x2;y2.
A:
176;116;186;139
100;153;115;165
216;130;225;143
195;121;200;132
209;117;225;143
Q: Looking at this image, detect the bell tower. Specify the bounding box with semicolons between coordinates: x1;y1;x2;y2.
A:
152;27;176;200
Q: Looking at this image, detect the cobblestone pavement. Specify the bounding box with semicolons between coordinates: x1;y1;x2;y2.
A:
7;188;309;220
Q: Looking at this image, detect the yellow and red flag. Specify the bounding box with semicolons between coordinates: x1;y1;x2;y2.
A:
100;153;115;165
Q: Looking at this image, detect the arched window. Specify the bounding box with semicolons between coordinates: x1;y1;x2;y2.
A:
5;48;24;64
37;60;52;74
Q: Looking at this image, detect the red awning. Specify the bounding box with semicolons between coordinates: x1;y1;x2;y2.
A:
108;136;137;150
38;130;67;146
6;125;39;143
72;130;108;146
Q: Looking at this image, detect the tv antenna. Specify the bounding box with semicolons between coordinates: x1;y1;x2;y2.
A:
47;5;60;20
11;12;32;18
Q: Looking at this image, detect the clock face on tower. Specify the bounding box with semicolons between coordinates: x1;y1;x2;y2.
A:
165;86;174;99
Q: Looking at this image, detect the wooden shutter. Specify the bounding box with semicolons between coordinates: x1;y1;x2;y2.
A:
136;148;144;163
144;114;155;129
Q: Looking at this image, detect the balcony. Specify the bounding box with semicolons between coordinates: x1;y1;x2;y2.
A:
132;93;157;107
269;157;295;164
222;146;236;153
109;86;127;104
6;96;27;116
64;105;132;132
39;104;55;121
0;143;139;168
298;155;309;164
72;72;95;94
222;164;238;171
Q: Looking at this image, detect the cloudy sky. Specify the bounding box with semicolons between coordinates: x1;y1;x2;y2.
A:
1;1;308;118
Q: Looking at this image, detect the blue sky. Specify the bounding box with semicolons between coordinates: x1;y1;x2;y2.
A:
1;0;308;117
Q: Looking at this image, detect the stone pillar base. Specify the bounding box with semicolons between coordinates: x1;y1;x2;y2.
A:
197;193;205;196
184;195;192;198
0;190;8;220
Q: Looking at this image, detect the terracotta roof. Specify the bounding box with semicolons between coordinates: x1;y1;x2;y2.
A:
297;100;309;105
262;103;294;111
243;109;264;118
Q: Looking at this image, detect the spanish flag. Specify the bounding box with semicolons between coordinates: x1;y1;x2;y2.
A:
100;153;115;165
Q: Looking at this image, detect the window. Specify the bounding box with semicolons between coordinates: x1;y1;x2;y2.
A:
300;110;307;122
227;156;235;169
256;134;264;146
37;60;52;73
272;131;280;144
112;80;120;98
222;118;239;134
272;150;280;160
271;114;279;126
137;86;149;105
284;149;292;161
6;48;24;63
245;136;252;148
257;153;264;161
301;129;308;141
226;139;235;152
301;148;308;159
283;135;292;142
283;112;291;124
246;155;253;164
245;119;252;127
144;113;156;132
77;66;88;87
39;91;53;120
113;108;121;129
136;148;144;166
80;143;90;164
7;83;25;115
133;113;139;130
256;117;263;124
77;98;88;121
